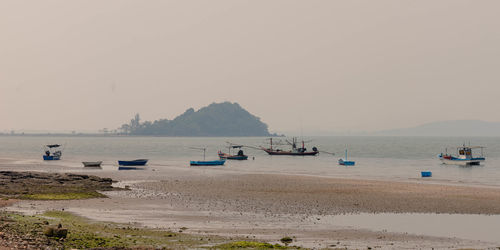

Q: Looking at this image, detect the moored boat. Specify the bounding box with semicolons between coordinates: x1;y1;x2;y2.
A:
43;144;62;160
82;161;102;168
118;159;148;170
338;149;355;166
190;159;226;166
218;145;248;160
190;147;226;166
261;138;319;156
118;159;148;166
438;145;485;166
338;159;355;166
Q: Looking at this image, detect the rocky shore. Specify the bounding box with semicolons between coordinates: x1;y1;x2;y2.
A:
0;171;115;200
0;171;116;249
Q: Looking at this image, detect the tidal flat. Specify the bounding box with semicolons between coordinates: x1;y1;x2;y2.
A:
2;159;500;249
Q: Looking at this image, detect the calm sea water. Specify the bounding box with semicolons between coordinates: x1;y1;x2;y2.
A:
1;136;499;186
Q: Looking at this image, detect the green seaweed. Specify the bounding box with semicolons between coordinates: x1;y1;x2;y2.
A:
1;211;303;249
21;191;105;200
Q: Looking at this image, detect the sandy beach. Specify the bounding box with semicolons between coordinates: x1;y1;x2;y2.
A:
2;158;500;249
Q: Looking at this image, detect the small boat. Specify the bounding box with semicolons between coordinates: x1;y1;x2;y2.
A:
421;171;432;177
118;159;148;170
82;161;102;168
438;145;485;166
218;145;248;160
43;144;62;160
190;159;226;166
190;147;225;166
118;159;148;166
261;138;319;156
338;149;355;166
338;158;355;166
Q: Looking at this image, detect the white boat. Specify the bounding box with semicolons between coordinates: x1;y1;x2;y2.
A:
82;161;102;167
43;144;63;160
438;145;485;166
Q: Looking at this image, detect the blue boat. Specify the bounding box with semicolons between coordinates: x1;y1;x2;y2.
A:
190;147;225;166
118;159;148;166
190;159;226;166
338;159;355;166
338;149;355;166
421;171;432;177
43;144;62;161
438;145;485;166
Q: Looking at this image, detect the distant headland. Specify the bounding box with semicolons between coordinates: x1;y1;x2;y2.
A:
119;102;274;137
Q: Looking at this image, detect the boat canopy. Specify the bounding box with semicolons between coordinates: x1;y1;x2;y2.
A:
46;144;61;148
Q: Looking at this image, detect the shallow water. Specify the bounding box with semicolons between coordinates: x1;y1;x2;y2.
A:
322;213;500;244
0;135;499;186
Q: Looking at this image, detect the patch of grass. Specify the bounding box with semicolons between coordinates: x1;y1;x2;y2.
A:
41;211;225;249
214;241;288;249
21;191;105;200
2;211;301;249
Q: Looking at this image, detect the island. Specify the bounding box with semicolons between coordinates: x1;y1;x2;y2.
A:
119;102;273;136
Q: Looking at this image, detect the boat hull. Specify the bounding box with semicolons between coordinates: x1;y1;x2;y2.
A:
338;159;355;166
263;149;318;156
218;153;248;160
118;159;148;166
190;160;226;166
439;158;484;166
82;161;102;167
43;155;60;161
421;171;432;177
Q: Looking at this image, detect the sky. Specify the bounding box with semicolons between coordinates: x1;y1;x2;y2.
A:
1;0;499;134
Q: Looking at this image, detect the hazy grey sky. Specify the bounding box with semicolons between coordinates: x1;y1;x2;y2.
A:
1;0;499;133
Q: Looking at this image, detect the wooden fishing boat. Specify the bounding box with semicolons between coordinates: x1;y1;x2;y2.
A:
118;159;148;166
43;144;62;160
338;159;355;166
190;147;226;166
190;159;226;166
218;145;248;160
82;161;102;167
118;159;148;170
261;138;319;156
438;145;485;166
338;149;355;166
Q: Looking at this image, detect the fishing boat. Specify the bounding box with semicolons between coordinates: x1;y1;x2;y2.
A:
190;147;226;166
190;159;226;166
43;144;62;160
82;161;102;168
261;138;319;156
338;149;355;166
118;159;148;170
218;145;248;160
438;145;485;166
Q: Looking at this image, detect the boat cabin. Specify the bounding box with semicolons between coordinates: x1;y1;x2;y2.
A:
43;144;62;160
457;146;484;160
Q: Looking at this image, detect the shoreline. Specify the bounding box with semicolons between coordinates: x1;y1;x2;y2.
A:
2;159;500;248
2;156;500;190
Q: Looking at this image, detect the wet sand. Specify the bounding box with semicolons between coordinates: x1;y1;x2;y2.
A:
3;159;500;248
